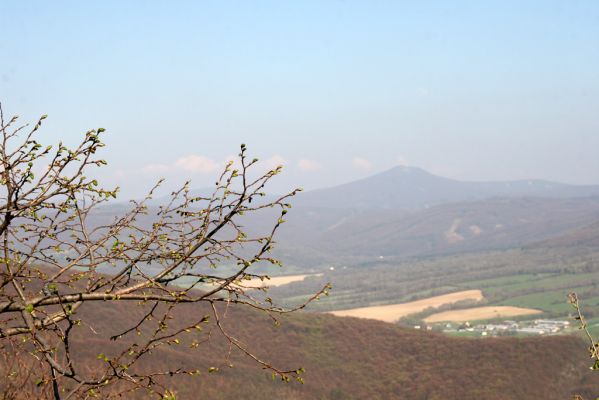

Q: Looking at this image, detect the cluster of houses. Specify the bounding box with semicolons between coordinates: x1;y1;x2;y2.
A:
436;319;571;336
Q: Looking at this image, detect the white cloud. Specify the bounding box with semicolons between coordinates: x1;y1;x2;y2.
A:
262;154;286;171
174;155;218;173
396;155;409;166
352;157;372;170
141;155;218;176
297;158;321;172
140;153;286;177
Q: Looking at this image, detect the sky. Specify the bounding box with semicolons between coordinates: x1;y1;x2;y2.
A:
1;1;599;198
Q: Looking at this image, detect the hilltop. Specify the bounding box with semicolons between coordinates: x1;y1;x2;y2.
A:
294;166;599;210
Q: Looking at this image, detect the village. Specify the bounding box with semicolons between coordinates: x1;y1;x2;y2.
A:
438;319;571;336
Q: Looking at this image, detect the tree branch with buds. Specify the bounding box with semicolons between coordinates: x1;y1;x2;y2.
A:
0;104;330;399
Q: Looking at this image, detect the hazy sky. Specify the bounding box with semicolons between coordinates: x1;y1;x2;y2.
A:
2;1;599;198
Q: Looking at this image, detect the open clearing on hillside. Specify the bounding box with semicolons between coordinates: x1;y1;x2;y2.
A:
328;290;483;323
241;273;323;288
424;306;542;323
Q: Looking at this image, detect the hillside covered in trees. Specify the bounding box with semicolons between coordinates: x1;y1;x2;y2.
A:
3;298;595;400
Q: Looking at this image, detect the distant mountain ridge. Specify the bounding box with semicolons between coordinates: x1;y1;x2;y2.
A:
294;166;599;210
99;167;599;267
271;196;599;265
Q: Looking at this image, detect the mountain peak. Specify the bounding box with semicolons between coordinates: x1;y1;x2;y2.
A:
294;166;599;210
387;165;427;173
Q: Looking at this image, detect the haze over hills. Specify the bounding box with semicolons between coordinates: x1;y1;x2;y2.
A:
251;166;599;265
273;197;599;265
294;166;599;210
527;219;599;250
100;166;599;267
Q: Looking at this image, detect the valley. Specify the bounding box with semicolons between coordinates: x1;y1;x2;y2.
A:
18;165;599;398
123;167;599;338
236;167;599;342
4;6;599;398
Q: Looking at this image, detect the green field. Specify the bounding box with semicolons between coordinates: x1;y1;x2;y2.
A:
264;244;599;335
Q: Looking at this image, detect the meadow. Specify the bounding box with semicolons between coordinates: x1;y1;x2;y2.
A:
266;244;599;334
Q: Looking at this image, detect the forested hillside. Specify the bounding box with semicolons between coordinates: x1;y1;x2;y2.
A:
4;299;595;400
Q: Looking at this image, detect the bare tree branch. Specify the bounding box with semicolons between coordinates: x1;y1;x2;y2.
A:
0;105;330;399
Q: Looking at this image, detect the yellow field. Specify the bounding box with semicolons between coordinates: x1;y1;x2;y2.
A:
424;306;542;323
328;290;483;323
243;273;323;288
